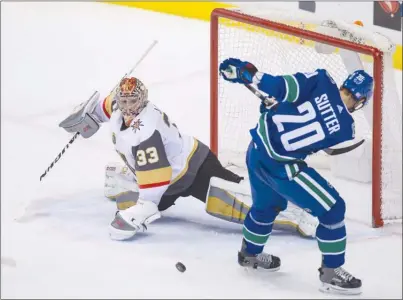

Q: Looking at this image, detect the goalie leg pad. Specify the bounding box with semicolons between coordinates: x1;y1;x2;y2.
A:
115;191;139;210
206;177;251;224
206;177;318;238
275;202;319;238
104;162;138;202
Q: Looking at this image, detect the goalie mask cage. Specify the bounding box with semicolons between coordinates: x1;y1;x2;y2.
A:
210;8;402;228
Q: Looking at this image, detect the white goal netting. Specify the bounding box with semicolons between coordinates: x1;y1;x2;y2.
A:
213;8;402;226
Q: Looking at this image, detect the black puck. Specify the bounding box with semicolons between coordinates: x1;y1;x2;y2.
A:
176;262;186;273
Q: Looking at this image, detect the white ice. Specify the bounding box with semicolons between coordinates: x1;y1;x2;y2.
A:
1;2;402;299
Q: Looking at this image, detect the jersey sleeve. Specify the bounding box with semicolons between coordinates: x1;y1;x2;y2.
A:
255;69;334;104
92;92;116;122
132;130;172;205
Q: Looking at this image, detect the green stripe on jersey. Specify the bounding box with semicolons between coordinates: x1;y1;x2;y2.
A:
257;114;298;162
283;75;299;103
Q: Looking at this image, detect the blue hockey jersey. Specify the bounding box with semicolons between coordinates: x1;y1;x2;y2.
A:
250;69;355;162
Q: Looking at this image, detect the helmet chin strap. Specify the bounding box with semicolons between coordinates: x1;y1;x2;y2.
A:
349;99;365;113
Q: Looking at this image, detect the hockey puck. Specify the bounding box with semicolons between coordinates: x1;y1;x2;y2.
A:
176;262;186;273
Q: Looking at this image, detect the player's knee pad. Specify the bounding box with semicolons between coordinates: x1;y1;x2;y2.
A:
249;205;280;224
318;198;345;226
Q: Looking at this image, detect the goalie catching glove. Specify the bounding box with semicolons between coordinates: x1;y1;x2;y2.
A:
58;91;103;138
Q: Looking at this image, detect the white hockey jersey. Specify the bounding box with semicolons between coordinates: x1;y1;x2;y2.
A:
94;93;209;205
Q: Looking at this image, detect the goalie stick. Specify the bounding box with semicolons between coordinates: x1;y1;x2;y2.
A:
39;40;159;181
39;132;80;181
243;83;365;156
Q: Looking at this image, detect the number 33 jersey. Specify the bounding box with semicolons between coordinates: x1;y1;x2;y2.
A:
95;96;209;205
250;69;355;162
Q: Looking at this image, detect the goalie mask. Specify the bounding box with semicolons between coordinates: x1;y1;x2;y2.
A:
115;77;148;125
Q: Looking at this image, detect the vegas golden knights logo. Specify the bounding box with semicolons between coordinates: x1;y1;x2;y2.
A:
131;119;144;132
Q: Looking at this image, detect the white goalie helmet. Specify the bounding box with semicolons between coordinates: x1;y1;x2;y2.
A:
114;77;148;124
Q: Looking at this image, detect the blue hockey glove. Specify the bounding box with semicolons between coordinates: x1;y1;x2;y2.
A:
219;58;258;84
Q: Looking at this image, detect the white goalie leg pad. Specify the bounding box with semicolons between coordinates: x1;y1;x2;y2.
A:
109;199;161;241
104;161;139;199
209;177;252;203
276;202;319;238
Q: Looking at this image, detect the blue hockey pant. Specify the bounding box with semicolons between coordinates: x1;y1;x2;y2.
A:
243;143;347;268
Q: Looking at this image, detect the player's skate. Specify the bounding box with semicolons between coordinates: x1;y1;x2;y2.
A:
318;265;362;295
238;241;281;271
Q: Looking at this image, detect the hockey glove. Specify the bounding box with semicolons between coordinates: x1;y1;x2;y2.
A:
109;199;161;241
59;91;102;138
219;58;258;84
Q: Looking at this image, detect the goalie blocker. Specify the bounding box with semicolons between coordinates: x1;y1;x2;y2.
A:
105;154;318;238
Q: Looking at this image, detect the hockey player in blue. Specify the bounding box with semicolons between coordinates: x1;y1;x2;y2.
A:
219;57;373;295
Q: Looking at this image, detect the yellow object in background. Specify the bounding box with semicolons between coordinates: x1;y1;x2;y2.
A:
105;2;402;71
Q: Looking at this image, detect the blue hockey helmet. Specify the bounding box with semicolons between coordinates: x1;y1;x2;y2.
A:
341;70;374;110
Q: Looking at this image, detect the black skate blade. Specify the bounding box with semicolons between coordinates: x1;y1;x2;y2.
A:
238;261;280;272
319;282;362;295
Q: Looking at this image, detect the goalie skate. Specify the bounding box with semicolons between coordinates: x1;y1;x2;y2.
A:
318;266;362;295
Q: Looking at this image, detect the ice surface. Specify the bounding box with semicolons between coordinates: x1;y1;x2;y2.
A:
1;2;401;299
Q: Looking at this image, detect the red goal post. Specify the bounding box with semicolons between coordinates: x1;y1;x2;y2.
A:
210;8;400;228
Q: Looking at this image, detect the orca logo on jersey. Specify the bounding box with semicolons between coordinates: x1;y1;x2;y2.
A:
314;93;340;135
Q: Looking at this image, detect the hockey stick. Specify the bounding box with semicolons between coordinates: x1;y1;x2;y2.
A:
39;132;80;181
39;40;159;182
220;67;278;107
244;83;278;108
109;40;158;94
322;139;365;155
243;83;365;156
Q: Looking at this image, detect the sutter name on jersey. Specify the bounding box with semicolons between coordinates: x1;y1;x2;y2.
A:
314;93;340;135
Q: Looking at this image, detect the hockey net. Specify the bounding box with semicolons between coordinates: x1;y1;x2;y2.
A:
210;8;402;228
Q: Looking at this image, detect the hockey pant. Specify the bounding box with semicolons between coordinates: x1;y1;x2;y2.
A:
243;142;347;268
105;150;242;211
